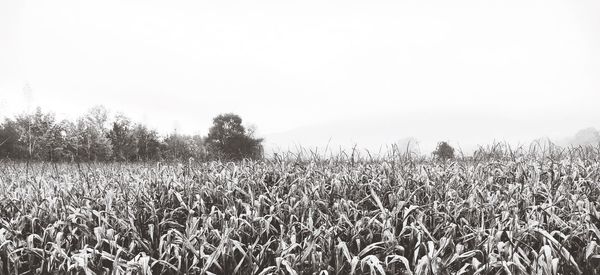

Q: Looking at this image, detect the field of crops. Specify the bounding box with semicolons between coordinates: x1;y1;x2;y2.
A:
1;145;600;274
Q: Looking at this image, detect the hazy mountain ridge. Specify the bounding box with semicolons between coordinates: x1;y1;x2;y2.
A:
263;113;600;156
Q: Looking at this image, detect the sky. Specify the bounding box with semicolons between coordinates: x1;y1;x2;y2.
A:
1;0;599;152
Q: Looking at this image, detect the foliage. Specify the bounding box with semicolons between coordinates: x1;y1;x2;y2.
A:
1;145;600;274
570;127;600;146
0;119;25;159
205;113;263;160
0;107;266;162
162;133;205;161
108;115;138;161
73;106;114;161
133;124;162;161
433;141;455;161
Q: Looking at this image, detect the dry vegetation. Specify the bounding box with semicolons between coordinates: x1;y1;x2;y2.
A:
1;144;600;274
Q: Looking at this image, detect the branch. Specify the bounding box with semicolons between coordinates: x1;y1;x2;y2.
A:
0;137;8;147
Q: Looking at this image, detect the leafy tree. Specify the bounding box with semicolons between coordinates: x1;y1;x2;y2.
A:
0;110;73;161
108;115;137;161
73;106;113;161
205;113;263;160
51;119;77;161
433;141;455;161
188;134;206;160
133;124;162;161
12;107;65;160
570;128;600;146
0;119;26;159
0;106;268;162
162;133;205;161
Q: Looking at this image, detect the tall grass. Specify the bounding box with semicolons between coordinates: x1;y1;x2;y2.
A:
1;143;600;274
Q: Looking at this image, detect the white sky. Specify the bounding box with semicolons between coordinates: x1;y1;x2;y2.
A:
1;0;599;149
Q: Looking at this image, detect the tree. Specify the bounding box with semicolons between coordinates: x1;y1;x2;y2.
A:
73;106;113;161
133;124;162;161
12;107;65;160
108;115;137;161
0;119;26;159
1;109;74;161
162;133;205;161
433;141;455;161
51;119;77;161
205;113;263;160
570;128;600;146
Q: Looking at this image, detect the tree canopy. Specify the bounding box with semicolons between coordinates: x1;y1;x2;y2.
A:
433;141;455;161
0;107;262;162
205;113;263;160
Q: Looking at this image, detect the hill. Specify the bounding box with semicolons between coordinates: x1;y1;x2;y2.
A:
262;112;595;156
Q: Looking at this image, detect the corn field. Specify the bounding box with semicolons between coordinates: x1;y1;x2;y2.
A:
1;144;600;274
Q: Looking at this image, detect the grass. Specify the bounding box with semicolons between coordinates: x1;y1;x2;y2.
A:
1;143;600;274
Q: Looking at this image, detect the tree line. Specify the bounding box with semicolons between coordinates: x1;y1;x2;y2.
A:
0;106;263;162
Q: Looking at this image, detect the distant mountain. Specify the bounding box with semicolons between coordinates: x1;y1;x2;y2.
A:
261;112;572;156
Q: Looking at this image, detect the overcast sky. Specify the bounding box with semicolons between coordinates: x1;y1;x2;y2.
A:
1;0;599;149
